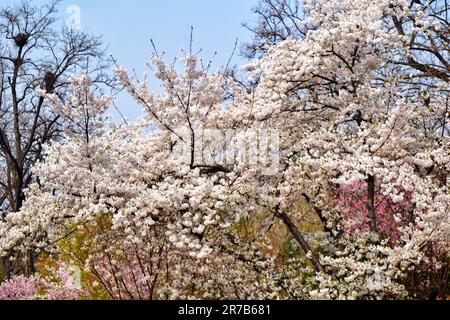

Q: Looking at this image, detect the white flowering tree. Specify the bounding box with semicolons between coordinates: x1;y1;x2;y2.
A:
0;0;448;300
238;0;449;299
0;55;287;299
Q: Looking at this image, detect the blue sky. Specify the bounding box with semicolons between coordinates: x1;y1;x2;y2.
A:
4;0;259;120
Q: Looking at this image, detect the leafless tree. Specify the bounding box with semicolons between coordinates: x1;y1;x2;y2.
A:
0;0;108;277
231;0;316;91
242;0;312;59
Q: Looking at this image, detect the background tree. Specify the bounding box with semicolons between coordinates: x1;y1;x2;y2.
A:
242;0;311;59
0;0;107;277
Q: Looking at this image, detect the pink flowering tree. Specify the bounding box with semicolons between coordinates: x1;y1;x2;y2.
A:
0;275;36;300
332;182;415;246
0;263;81;301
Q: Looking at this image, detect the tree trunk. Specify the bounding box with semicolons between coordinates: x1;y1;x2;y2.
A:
1;256;12;280
367;175;378;233
276;210;324;273
23;250;35;277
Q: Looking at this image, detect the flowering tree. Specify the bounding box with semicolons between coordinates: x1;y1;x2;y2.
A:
240;0;449;299
0;275;36;300
0;57;285;299
0;0;107;277
0;263;81;300
0;0;448;300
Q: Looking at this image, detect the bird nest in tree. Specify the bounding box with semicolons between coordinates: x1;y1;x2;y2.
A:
44;72;56;93
13;33;30;47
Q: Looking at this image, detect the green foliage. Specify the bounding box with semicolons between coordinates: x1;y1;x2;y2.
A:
35;216;115;300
